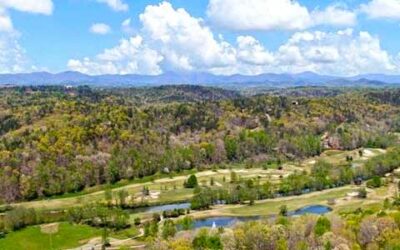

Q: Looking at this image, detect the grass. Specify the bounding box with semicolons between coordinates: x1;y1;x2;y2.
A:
336;201;383;214
110;227;140;240
228;186;357;216
0;222;101;250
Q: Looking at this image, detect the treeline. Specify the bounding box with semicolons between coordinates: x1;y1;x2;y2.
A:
1;87;399;202
0;203;130;234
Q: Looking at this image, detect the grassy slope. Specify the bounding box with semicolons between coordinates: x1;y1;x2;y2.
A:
0;222;101;250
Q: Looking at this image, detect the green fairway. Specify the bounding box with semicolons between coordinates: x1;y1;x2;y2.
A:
0;222;101;250
228;186;357;216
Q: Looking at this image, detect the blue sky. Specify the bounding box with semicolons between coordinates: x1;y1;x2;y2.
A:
1;0;400;76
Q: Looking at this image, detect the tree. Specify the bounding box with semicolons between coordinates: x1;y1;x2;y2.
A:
192;229;223;250
314;216;331;236
184;175;198;188
367;176;382;188
191;187;214;210
117;190;129;208
178;216;194;230
162;219;176;239
279;205;288;217
224;136;238;161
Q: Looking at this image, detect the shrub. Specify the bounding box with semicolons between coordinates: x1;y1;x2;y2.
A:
184;175;198;188
134;217;141;225
366;176;382;188
358;188;367;199
279;205;288;217
314;216;331;236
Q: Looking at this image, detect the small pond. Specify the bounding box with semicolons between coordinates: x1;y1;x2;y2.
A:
192;216;260;229
130;203;191;213
289;205;332;216
191;205;332;229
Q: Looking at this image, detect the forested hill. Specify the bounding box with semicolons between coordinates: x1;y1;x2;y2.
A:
108;85;241;103
1;86;400;203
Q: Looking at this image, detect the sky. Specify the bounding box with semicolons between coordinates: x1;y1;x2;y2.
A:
1;0;400;76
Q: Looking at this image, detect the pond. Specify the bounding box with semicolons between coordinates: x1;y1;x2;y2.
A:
192;216;260;229
191;205;332;229
289;205;332;216
130;203;191;213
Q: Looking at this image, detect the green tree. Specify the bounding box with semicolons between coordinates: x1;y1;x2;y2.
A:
279;205;288;217
117;190;129;208
178;216;194;230
184;175;198;188
314;216;331;237
162;219;176;239
366;176;382;188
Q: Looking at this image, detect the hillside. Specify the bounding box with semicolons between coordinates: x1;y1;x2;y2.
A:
108;85;241;103
1;86;400;202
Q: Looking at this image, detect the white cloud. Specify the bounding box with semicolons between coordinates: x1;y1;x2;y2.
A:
236;36;273;65
0;1;53;73
139;1;236;72
68;2;399;76
96;0;128;12
0;0;53;15
207;0;356;31
90;23;111;35
207;0;311;30
0;7;12;32
312;5;357;27
361;0;400;20
275;29;396;75
68;36;163;75
71;2;237;74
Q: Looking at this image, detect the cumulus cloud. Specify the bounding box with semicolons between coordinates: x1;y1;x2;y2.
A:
68;1;399;76
275;29;396;75
68;36;163;75
139;1;236;71
312;5;357;27
0;0;53;15
71;2;237;74
236;36;274;65
90;23;111;35
0;1;53;73
207;0;311;30
361;0;400;20
207;0;356;31
96;0;128;12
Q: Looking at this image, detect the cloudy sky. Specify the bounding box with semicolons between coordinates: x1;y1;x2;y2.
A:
1;0;400;76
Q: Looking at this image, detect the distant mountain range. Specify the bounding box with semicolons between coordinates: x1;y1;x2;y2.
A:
1;71;400;88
